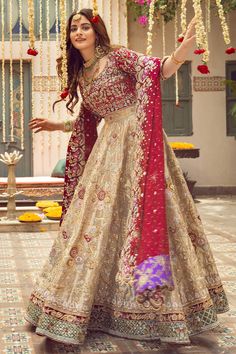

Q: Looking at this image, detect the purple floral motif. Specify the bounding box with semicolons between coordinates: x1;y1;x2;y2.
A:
133;255;174;294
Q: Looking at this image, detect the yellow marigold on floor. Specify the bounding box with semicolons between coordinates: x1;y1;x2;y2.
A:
18;212;42;222
169;142;195;150
36;201;59;209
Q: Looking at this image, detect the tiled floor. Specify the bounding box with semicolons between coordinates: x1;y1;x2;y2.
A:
0;196;235;354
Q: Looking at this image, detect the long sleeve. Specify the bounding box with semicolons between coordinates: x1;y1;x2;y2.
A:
110;47;161;80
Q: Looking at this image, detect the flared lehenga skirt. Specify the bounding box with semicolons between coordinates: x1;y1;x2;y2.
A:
25;105;229;345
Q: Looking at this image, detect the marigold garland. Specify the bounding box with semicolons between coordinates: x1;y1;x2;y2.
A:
1;0;6;143
146;0;155;55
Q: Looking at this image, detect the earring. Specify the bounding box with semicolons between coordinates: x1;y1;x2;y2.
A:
95;45;106;58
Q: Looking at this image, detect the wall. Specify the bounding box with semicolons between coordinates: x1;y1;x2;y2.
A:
128;5;236;188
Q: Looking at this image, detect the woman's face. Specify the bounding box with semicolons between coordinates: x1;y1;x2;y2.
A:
70;14;96;52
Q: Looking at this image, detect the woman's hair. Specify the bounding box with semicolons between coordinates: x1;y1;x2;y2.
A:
53;8;112;113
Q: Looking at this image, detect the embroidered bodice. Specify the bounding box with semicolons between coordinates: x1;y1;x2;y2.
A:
79;51;137;118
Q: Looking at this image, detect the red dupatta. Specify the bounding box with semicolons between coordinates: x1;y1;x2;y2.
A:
112;48;174;295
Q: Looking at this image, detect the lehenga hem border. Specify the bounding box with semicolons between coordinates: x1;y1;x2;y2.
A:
26;320;222;346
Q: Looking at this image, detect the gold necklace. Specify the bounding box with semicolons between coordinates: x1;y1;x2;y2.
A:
82;60;100;92
83;55;98;69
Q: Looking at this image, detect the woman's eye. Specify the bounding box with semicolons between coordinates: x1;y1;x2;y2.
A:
70;27;77;32
82;26;90;31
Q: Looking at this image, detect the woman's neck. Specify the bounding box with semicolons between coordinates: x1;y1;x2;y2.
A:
80;48;96;63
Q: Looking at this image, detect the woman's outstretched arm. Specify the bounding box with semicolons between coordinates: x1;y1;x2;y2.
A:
28;118;74;133
162;16;196;79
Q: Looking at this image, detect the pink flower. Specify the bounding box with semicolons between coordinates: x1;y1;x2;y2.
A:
137;15;148;26
135;0;145;4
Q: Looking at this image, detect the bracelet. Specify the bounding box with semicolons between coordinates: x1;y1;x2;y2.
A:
160;56;170;80
171;51;185;65
63;120;74;132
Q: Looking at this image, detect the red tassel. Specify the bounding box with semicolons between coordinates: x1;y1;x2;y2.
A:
27;48;38;56
60;89;69;100
197;64;210;74
225;47;236;55
177;36;184;43
194;49;206;55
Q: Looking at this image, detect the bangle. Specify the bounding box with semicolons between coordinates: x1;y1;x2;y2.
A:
63;120;73;132
160;56;170;80
171;51;185;65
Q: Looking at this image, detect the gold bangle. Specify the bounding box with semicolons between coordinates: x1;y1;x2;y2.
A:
64;120;73;132
171;51;185;65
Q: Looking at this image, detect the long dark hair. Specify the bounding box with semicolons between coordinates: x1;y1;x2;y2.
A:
53;9;112;113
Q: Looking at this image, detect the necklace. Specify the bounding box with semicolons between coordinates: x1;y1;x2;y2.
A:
82;60;100;93
83;55;98;69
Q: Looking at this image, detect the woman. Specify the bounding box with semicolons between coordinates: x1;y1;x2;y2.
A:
26;8;228;345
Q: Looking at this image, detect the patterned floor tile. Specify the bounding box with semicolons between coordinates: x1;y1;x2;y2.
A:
0;288;23;303
0;259;16;270
0;272;18;285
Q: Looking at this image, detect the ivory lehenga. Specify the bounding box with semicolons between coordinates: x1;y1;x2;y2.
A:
25;48;228;345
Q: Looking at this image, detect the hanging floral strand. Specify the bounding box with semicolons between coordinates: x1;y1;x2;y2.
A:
180;0;187;34
39;0;44;163
59;0;68;99
19;0;24;150
1;0;6;143
146;0;155;55
162;16;166;57
92;0;99;23
27;0;38;56
9;0;14;142
192;0;210;74
46;0;52;161
55;0;62;156
174;11;179;106
206;0;211;33
215;0;235;54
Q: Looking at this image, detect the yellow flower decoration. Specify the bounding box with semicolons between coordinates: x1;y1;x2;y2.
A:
18;213;42;222
36;201;59;209
169;142;195;150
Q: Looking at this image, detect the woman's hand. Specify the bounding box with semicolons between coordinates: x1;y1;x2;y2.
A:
181;16;196;49
29;118;64;133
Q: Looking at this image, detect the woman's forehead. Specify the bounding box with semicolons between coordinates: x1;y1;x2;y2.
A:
71;14;90;25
